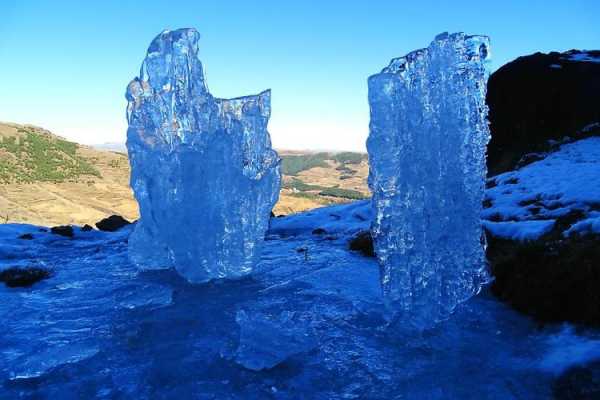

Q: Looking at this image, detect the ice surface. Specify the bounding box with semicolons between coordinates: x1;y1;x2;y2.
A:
10;342;100;380
235;310;317;370
126;28;281;283
0;207;597;398
367;32;491;326
267;200;371;238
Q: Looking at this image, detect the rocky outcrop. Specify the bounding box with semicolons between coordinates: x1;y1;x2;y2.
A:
95;215;131;232
51;225;74;238
486;50;600;175
0;267;52;288
348;230;375;258
485;212;600;326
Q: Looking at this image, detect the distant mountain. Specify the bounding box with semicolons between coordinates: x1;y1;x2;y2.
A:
91;142;128;153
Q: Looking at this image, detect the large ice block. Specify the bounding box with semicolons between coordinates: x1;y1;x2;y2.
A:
126;28;281;283
367;32;491;327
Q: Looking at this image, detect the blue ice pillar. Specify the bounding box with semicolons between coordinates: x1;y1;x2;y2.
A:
367;33;491;327
126;28;281;283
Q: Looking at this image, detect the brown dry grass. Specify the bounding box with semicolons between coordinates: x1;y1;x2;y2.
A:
0;122;369;226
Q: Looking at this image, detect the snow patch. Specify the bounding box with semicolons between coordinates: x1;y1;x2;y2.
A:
538;326;600;375
565;214;600;236
483;220;555;241
268;200;371;238
565;52;600;64
484;137;600;238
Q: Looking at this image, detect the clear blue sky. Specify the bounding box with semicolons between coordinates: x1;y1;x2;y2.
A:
1;1;598;151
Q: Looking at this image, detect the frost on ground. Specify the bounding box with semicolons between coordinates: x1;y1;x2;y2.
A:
126;28;280;283
483;137;600;240
1;207;599;399
367;32;491;327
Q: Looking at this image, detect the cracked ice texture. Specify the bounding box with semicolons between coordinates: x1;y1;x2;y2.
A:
126;28;281;283
367;32;491;327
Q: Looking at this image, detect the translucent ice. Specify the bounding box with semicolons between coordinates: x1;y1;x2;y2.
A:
126;29;281;283
10;343;100;381
235;310;317;371
367;32;491;327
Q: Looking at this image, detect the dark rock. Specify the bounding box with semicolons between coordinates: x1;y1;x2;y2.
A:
38;228;48;232
553;361;600;400
81;224;94;232
485;179;497;189
529;207;542;215
348;230;375;258
486;50;600;175
0;267;52;288
18;233;34;240
95;215;131;232
270;211;275;218
352;212;367;222
312;228;327;235
486;211;600;326
51;225;74;238
515;153;546;170
487;213;504;222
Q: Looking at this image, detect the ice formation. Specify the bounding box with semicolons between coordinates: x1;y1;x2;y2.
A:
126;28;281;283
235;310;317;371
367;32;491;327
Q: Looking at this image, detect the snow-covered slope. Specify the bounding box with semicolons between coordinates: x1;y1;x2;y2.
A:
483;137;600;240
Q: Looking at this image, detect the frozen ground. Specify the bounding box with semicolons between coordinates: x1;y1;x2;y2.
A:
1;137;600;398
0;204;599;399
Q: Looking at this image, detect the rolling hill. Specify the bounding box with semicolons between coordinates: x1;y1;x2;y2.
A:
0;122;369;226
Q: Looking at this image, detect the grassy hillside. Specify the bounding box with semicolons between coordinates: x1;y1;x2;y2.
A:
276;150;370;213
0;126;100;183
281;152;330;175
0;122;370;225
0;123;137;226
280;152;368;176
